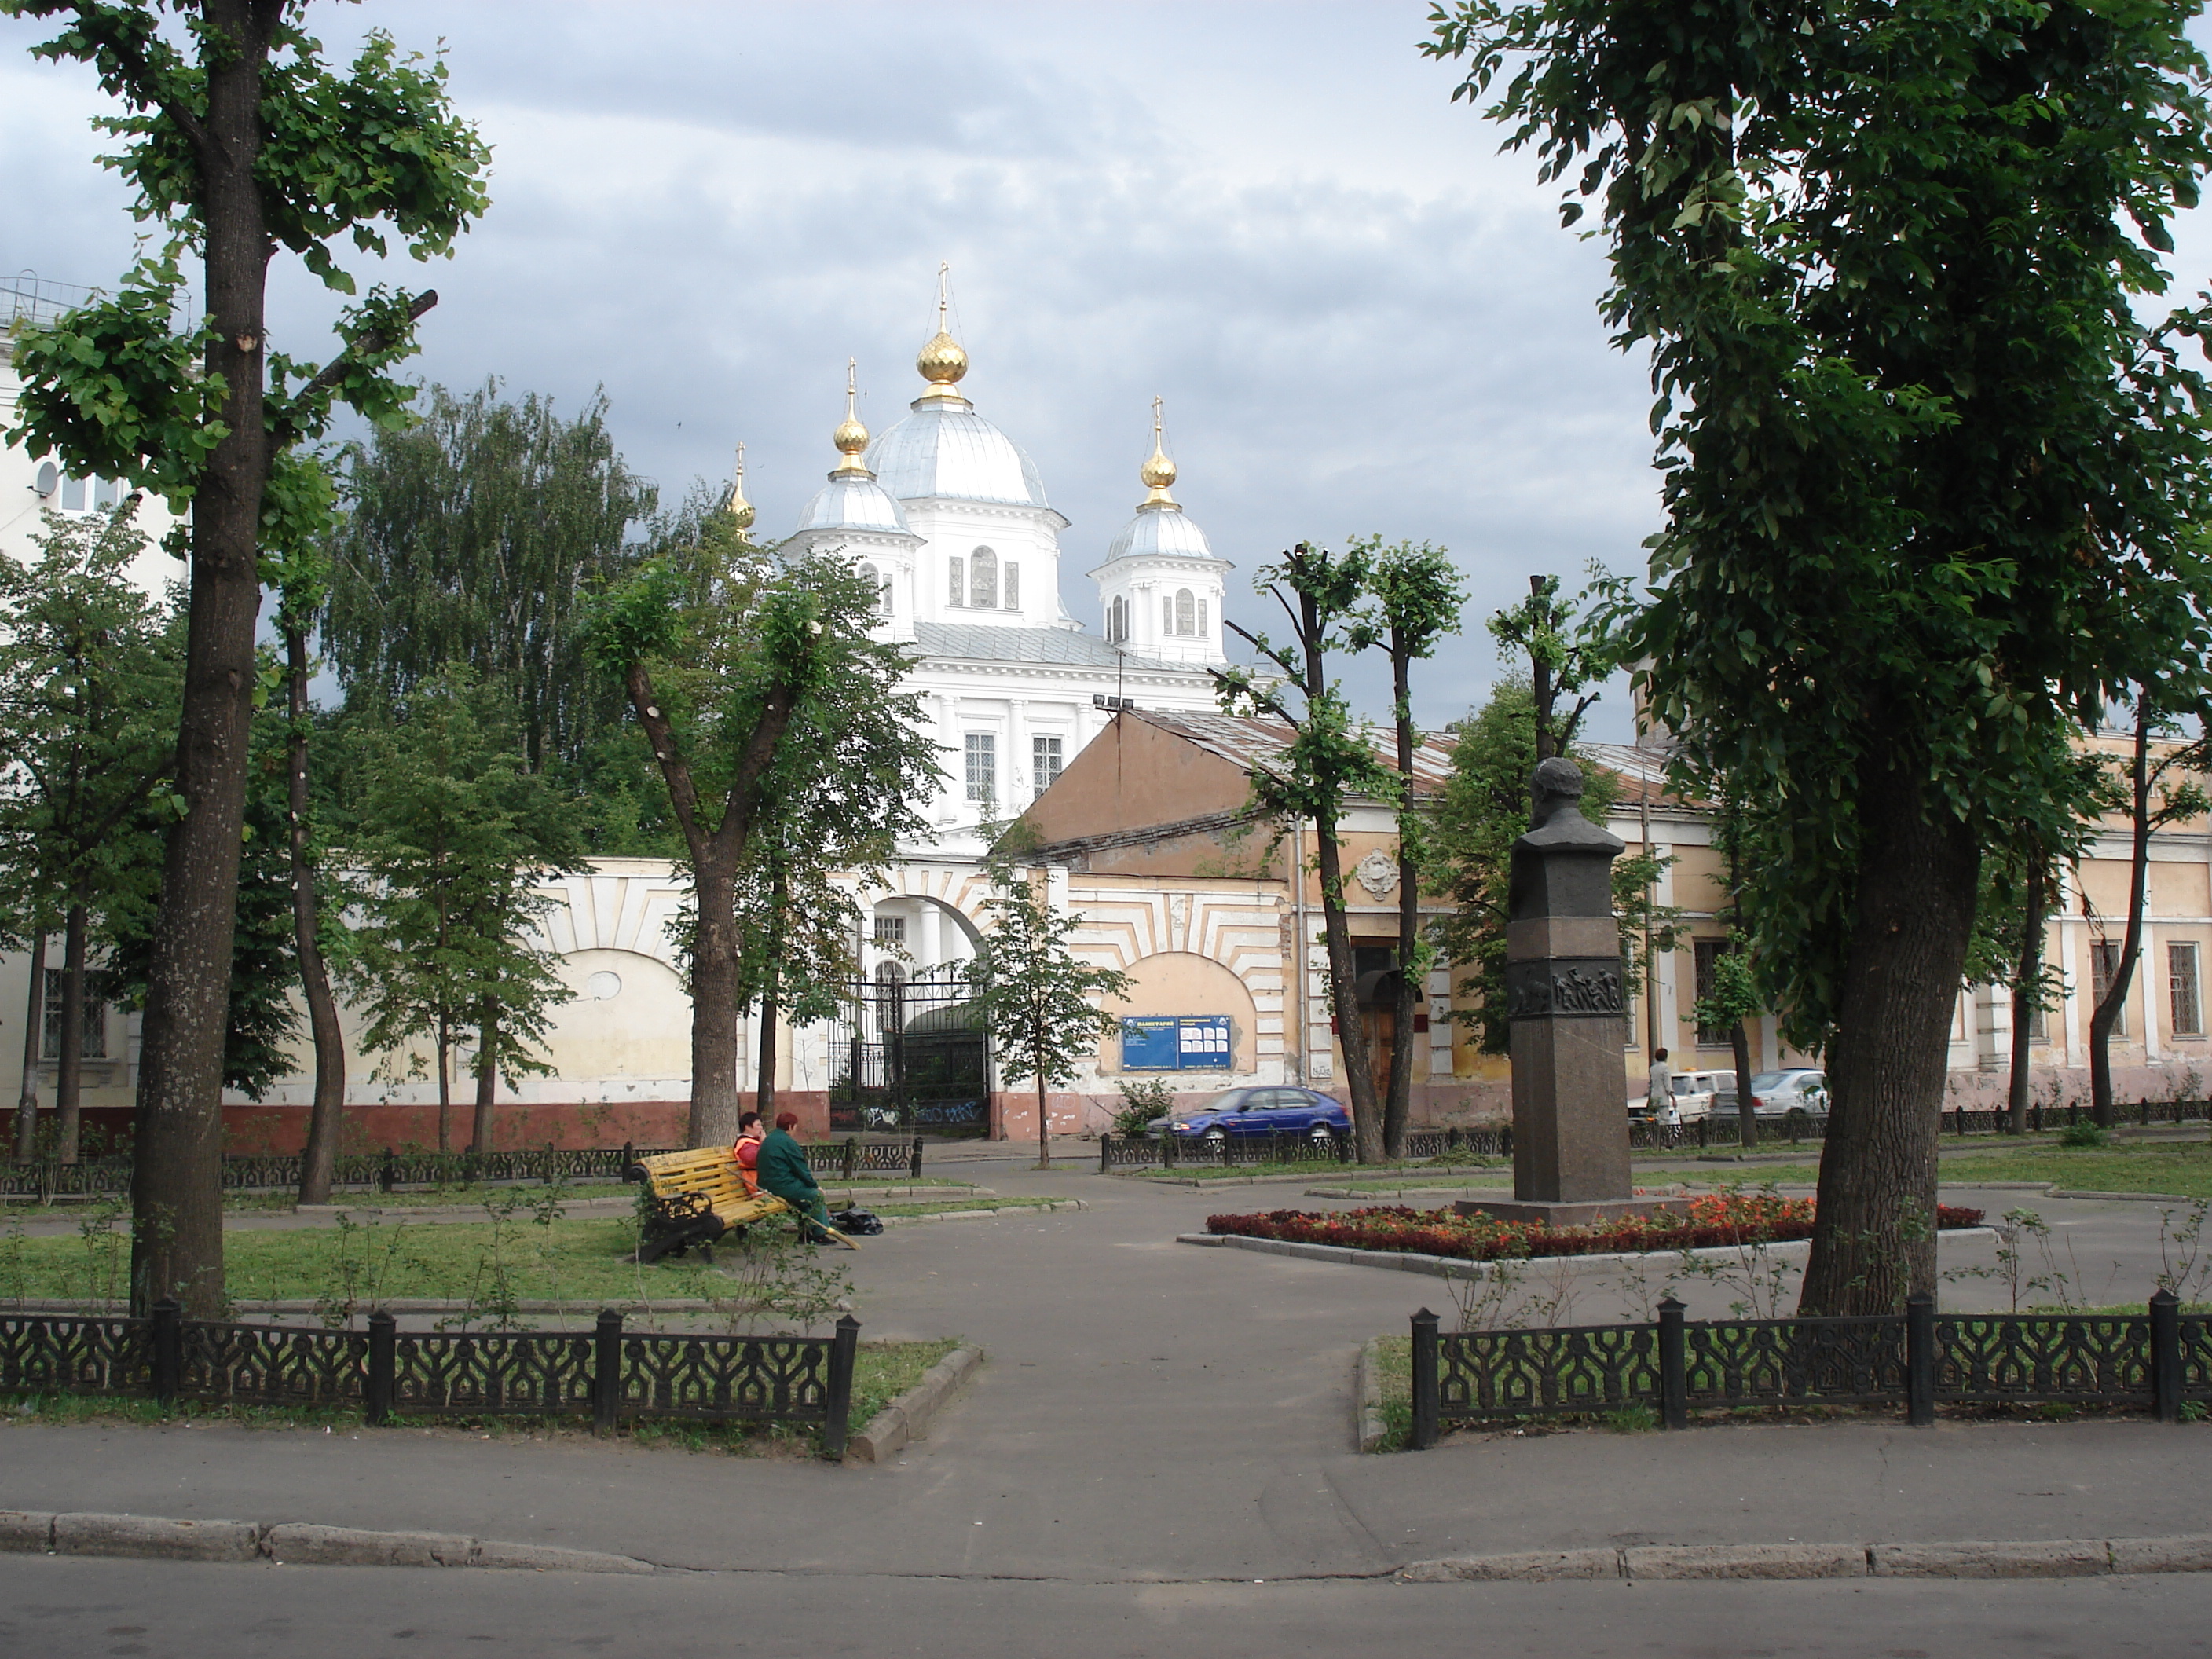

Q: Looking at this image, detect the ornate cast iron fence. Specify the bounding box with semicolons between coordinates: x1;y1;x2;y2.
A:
802;1139;925;1180
1408;1291;2204;1447
0;1302;859;1456
1100;1126;1511;1172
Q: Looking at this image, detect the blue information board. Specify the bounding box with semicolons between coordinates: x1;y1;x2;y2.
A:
1121;1015;1232;1071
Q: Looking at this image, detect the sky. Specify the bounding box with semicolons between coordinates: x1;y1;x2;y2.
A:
9;3;2201;741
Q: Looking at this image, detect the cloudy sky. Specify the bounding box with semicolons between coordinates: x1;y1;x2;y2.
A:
22;0;2160;741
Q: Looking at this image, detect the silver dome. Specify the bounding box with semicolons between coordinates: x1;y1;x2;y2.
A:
866;400;1050;508
1103;502;1215;563
796;471;913;536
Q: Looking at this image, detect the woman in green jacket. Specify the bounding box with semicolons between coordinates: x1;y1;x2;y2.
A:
756;1112;831;1237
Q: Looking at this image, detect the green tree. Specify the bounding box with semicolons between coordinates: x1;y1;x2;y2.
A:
1429;0;2212;1314
0;505;182;1163
322;379;656;773
969;858;1132;1170
1487;573;1607;769
1353;536;1467;1159
588;496;936;1147
340;668;583;1154
1217;541;1399;1162
1430;678;1677;1057
2;1;489;1314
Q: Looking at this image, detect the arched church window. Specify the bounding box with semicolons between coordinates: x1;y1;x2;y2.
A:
1108;595;1127;642
970;547;998;610
858;563;890;619
1174;589;1196;636
947;557;965;607
1002;562;1020;610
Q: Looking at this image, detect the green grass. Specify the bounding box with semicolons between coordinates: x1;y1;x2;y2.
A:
1370;1335;1412;1452
1640;1141;2212;1201
0;1336;962;1457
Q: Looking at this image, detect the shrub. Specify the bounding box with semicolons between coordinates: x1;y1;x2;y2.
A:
2059;1121;2109;1149
1110;1078;1177;1138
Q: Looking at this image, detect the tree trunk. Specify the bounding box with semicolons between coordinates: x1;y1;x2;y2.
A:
1529;575;1554;767
2089;714;2152;1130
1799;771;1981;1315
56;903;87;1165
435;1012;452;1155
1730;1016;1756;1153
2007;859;2047;1136
1316;814;1382;1162
1382;639;1419;1161
1035;1039;1050;1170
691;849;743;1147
289;624;348;1206
755;864;785;1122
14;932;44;1159
471;997;499;1152
130;0;279;1318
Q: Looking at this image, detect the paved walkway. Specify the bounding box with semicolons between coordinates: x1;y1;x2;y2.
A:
3;1156;2209;1653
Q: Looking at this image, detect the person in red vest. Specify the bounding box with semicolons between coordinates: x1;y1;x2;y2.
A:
732;1111;764;1196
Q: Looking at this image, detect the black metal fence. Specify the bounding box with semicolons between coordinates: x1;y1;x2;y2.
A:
0;1137;924;1202
0;1302;859;1456
827;968;991;1139
1100;1127;1511;1173
1408;1290;2206;1446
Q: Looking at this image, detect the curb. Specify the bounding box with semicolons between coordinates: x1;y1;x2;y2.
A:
1177;1229;1995;1279
1399;1535;2212;1584
1353;1339;1386;1454
0;1510;654;1574
881;1200;1085;1228
846;1345;984;1464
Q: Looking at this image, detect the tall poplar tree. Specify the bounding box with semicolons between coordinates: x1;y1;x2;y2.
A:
322;381;655;772
1430;0;2212;1313
2;1;489;1314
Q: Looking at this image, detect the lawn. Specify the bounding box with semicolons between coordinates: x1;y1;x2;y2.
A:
1631;1141;2212;1202
0;1197;1074;1312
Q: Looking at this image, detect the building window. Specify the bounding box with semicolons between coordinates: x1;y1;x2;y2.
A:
2027;999;2049;1042
1002;562;1019;610
970;547;998;610
1033;734;1064;797
964;732;996;804
42;972;107;1060
1196;597;1208;637
1107;595;1127;642
947;558;965;606
60;474;86;511
1692;939;1730;1046
857;562;890;619
1174;588;1196;635
1162;595;1174;633
2091;940;2130;1038
872;916;906;947
2171;943;2203;1037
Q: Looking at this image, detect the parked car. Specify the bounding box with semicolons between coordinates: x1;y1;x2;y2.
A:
1144;1086;1350;1145
1629;1070;1735;1125
1747;1068;1827;1118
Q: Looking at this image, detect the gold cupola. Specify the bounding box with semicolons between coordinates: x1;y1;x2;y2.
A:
832;358;870;474
724;441;755;532
1139;396;1178;508
916;262;969;403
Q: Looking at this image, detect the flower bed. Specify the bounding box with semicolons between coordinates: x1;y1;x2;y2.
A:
1204;1193;1986;1262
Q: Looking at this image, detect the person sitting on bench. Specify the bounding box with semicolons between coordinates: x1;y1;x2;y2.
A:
732;1111;764;1196
756;1111;831;1239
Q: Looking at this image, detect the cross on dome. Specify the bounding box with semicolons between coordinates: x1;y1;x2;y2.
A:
1140;395;1179;508
724;440;754;531
915;262;969;401
832;357;870;474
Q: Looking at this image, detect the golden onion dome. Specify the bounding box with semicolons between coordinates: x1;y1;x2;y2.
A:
916;262;970;401
832;358;871;474
724;441;755;531
1140;396;1179;507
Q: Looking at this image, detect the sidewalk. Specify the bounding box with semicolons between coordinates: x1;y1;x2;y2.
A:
0;1167;2206;1583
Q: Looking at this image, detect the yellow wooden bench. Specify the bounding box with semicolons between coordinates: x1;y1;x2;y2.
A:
626;1147;855;1262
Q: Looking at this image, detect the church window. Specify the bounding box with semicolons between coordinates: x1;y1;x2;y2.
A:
970;547;998;610
1002;562;1019;610
947;558;965;606
964;733;997;803
1162;595;1174;633
1033;734;1064;797
858;562;884;617
1174;589;1196;635
1197;597;1208;636
1108;595;1127;642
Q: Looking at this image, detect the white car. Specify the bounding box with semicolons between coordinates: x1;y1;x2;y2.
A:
1748;1068;1827;1117
1630;1070;1735;1124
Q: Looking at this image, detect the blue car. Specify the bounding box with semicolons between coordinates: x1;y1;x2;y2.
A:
1144;1086;1350;1145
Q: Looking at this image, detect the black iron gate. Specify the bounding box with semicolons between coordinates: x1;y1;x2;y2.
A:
827;967;991;1137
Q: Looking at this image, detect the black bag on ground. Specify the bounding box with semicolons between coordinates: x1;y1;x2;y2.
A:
830;1207;884;1236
